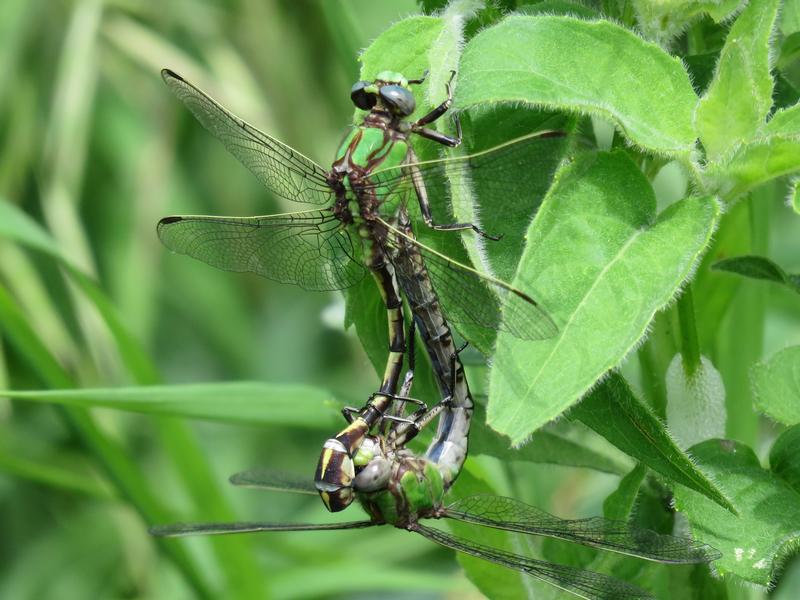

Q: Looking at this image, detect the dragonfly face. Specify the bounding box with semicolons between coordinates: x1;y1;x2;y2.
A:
350;71;417;118
314;438;355;512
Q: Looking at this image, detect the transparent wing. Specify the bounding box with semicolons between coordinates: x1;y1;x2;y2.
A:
162;69;333;205
445;495;721;564
229;468;317;494
157;209;365;291
380;219;557;340
362;130;566;205
413;523;652;600
150;520;375;537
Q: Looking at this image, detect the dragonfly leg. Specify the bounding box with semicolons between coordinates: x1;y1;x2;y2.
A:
411;71;457;129
407;70;429;85
386;339;469;447
413;127;461;147
405;151;501;241
341;406;361;423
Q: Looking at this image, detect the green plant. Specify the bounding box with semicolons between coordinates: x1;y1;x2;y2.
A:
1;1;798;598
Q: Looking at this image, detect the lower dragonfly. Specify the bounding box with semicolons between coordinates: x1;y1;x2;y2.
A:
152;357;720;600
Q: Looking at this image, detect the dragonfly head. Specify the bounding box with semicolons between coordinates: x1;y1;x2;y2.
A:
314;438;356;512
350;71;416;118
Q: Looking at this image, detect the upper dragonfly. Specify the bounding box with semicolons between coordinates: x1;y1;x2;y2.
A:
157;68;561;511
157;68;560;341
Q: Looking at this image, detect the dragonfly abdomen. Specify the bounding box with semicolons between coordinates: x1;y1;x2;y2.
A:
390;214;474;489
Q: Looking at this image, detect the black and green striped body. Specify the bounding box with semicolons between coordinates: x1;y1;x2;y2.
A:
389;206;474;488
314;121;414;512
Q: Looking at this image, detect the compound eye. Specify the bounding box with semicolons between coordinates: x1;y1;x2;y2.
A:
351;80;377;110
379;85;415;117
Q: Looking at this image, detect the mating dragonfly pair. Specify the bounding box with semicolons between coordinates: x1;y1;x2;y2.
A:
151;68;720;599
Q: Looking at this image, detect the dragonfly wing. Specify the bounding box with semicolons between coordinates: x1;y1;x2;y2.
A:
162;69;333;206
365;129;567;206
381;219;557;340
157;209;366;291
229;468;317;494
150;520;375;537
413;523;652;600
444;495;721;564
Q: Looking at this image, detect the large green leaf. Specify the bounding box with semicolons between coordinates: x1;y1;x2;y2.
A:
571;373;735;512
675;439;800;586
457;16;698;155
488;152;719;443
751;346;800;426
695;0;780;161
1;382;339;429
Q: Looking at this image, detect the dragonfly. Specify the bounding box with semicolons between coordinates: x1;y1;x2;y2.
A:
151;462;720;600
157;68;561;511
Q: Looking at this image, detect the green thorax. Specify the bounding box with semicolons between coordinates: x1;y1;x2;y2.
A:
358;457;445;527
335;126;409;221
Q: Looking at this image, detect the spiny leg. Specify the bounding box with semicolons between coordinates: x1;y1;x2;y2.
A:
387;340;469;448
407;79;500;241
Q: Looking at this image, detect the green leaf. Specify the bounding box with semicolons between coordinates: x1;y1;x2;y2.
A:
695;0;781;161
770;425;800;494
0;284;213;597
1;382;339;429
0;449;114;500
470;400;628;475
631;0;743;44
751;346;800;426
457;15;698;155
603;463;646;521
0;200;159;383
0;199;267;595
665;354;726;448
675;439;800;586
488;152;719;443
712;254;800;294
518;1;600;19
706;134;800;198
571;373;735;513
791;178;800;214
781;0;800;35
767;103;800;135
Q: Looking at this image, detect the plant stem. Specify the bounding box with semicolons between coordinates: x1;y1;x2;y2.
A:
676;285;701;378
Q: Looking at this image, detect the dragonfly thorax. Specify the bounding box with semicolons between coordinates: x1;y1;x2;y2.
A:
358;455;445;528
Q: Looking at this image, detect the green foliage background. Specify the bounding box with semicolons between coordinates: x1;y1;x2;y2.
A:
1;1;799;599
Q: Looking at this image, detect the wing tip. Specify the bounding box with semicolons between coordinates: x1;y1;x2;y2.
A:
161;68;183;84
158;215;184;226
